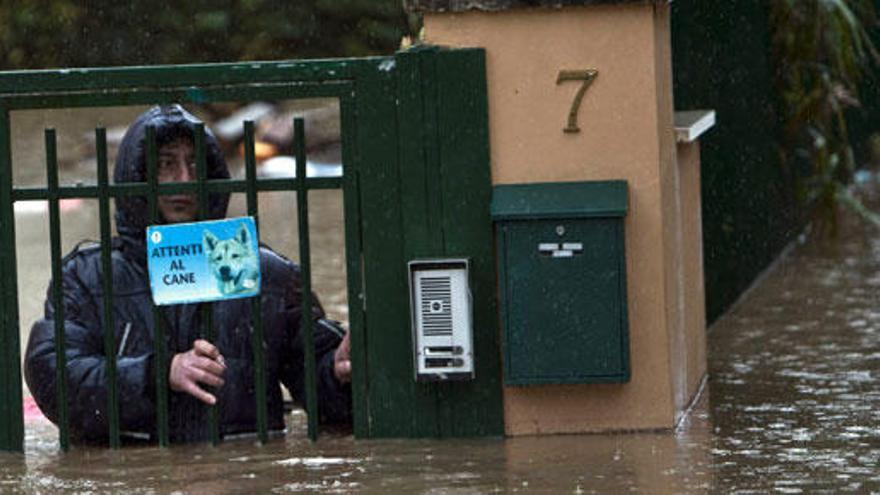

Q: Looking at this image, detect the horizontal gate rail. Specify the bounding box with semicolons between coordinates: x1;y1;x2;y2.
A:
0;84;352;111
12;177;343;201
0;58;383;94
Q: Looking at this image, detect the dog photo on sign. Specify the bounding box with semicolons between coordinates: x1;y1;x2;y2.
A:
203;222;260;295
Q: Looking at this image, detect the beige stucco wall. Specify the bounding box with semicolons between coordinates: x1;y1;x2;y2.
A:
654;5;689;421
424;2;702;434
676;141;708;417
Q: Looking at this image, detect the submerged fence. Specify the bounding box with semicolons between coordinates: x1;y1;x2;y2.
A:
32;117;329;450
0;59;374;452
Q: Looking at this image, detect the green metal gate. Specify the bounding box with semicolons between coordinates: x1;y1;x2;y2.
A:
0;46;503;453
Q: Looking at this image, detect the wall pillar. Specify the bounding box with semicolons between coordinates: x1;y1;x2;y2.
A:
406;0;709;434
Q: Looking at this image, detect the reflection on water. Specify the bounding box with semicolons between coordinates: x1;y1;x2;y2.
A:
4;406;716;493
707;196;880;492
7;107;880;492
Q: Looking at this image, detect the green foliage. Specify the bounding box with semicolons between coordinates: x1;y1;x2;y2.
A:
771;0;880;232
0;1;417;70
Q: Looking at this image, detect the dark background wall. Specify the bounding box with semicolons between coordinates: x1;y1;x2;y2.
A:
671;0;879;323
671;1;799;323
0;1;415;69
850;1;880;167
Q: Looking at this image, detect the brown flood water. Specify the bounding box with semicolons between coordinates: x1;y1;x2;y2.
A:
3;107;880;492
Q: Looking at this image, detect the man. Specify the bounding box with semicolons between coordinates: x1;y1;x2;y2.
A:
24;104;352;444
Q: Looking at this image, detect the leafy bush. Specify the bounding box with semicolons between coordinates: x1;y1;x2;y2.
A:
771;0;880;231
0;1;417;69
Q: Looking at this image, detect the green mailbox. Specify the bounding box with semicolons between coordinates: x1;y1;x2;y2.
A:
491;180;630;385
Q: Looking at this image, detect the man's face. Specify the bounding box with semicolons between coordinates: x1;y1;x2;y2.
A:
156;138;198;223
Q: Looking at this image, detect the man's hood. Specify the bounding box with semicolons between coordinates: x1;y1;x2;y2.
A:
114;104;231;242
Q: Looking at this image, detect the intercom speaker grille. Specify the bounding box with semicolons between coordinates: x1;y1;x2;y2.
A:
419;276;453;337
408;259;475;381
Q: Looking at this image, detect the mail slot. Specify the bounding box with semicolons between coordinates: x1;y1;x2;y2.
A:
491;180;630;385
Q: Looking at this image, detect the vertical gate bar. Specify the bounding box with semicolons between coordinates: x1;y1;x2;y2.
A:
340;95;367;437
96;128;120;448
0;173;5;451
146;126;170;446
0;106;23;452
0;207;6;451
195;123;220;445
244;121;269;443
45;129;70;452
0;167;5;451
294;118;318;442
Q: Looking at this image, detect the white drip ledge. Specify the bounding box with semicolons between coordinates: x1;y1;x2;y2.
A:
674;110;716;143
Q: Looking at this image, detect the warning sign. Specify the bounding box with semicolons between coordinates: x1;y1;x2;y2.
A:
146;217;261;305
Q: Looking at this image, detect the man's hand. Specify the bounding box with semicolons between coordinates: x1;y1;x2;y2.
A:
169;339;226;405
333;332;351;384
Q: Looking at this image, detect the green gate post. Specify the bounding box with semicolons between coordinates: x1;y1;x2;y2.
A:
0;106;23;452
349;55;407;438
0;108;7;451
354;47;503;437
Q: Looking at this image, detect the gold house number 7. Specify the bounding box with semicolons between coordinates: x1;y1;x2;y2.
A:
557;69;599;133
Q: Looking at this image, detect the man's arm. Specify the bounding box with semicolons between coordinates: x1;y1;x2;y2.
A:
302;317;353;425
333;331;351;384
23;252;156;443
278;299;352;424
259;248;352;425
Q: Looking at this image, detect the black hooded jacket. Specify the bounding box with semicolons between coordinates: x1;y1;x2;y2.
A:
24;105;351;444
